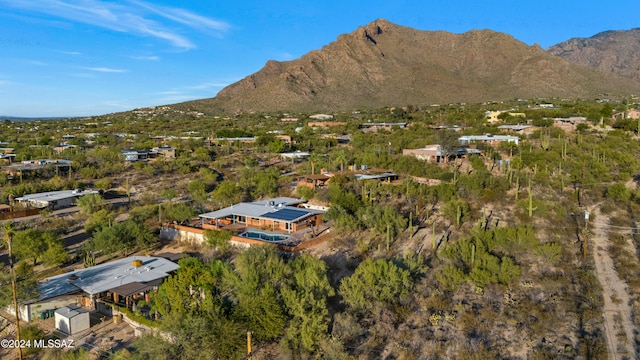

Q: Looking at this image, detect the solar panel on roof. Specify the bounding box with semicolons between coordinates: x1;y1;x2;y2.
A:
261;208;309;221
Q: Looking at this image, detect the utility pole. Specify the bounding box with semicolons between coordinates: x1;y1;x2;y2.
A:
4;223;23;360
246;331;252;360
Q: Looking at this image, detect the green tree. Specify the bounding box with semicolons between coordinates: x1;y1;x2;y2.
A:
333;149;348;172
12;229;64;266
339;258;412;315
280;254;335;352
210;181;242;208
84;209;116;234
204;229;232;252
40;236;68;266
222;247;288;341
89;219;156;256
76;194;107;215
187;180;207;204
152;257;225;316
163;203;197;223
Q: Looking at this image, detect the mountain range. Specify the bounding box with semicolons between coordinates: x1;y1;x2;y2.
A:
180;19;640;113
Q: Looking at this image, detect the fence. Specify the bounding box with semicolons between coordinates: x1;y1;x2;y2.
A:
0;208;40;220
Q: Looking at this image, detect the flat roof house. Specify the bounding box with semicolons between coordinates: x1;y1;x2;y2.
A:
10;256;179;322
200;197;324;234
122;149;160;162
15;189;100;210
458;135;519;146
403;145;446;163
152;145;177;159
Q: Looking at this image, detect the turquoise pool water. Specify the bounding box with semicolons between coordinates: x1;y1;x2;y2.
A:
239;231;291;242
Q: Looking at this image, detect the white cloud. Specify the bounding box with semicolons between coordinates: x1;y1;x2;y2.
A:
132;0;230;33
0;0;230;50
86;67;128;73
131;55;160;61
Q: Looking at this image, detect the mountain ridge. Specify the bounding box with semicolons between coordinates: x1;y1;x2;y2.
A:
548;28;640;83
183;19;640;114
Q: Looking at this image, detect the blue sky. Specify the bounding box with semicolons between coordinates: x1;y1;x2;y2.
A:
0;0;638;117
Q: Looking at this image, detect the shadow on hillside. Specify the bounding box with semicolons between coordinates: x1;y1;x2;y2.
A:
321;252;357;289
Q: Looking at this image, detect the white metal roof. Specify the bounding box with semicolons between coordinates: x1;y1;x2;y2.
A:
200;198;321;223
39;256;179;300
55;305;87;319
16;189;100;203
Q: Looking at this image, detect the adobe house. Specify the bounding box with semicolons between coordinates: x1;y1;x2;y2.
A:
152;145;177;159
402;145;446;163
297;174;331;189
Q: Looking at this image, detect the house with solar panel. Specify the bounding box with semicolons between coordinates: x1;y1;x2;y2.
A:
199;197;324;235
161;197;329;249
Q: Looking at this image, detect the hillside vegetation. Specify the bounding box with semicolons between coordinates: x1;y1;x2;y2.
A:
2;98;640;359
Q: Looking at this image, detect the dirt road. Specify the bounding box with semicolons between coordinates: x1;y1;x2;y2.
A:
590;208;636;360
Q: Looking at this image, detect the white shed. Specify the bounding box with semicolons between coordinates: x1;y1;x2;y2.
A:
54;305;90;335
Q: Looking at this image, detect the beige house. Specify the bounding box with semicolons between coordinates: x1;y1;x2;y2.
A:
486;111;526;124
403;145;446;163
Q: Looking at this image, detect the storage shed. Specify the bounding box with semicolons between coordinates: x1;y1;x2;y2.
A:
54;305;90;335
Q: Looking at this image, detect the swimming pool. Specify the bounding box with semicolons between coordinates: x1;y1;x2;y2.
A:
239;231;291;242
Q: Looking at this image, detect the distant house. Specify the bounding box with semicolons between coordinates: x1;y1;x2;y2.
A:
458;135;519;146
280;151;310;161
360;122;407;132
281;117;299;122
354;171;398;182
626;109;640;120
429;125;462;131
15;189;100;210
552;117;588;126
122;149;159;162
497;125;537;135
309;114;334;120
209;137;257;146
551;117;590;131
274;134;293;144
403;145;446;163
297;174;331;189
308;121;347;128
152;145;176;159
4;159;72;178
52;143;77;154
485;111;526;124
0;153;16;163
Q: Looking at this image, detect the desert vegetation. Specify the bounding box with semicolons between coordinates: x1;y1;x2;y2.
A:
2;97;640;359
